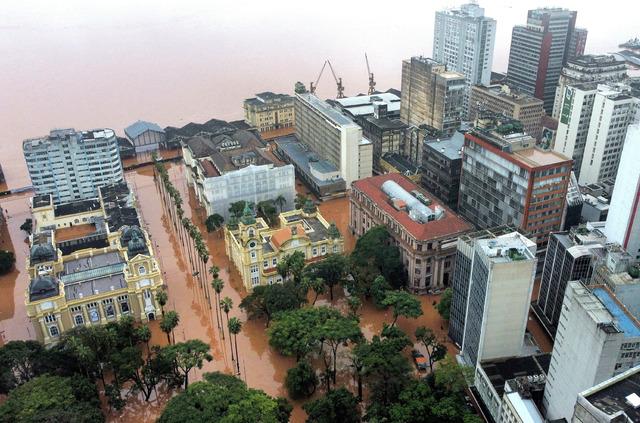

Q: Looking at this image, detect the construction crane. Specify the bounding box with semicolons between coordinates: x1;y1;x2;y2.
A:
310;61;328;95
326;60;345;99
365;53;376;95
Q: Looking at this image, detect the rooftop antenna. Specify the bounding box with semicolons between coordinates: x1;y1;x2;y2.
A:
365;53;376;95
327;60;345;99
310;61;328;95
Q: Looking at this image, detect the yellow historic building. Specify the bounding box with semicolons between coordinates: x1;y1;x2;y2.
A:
25;183;164;346
225;202;343;291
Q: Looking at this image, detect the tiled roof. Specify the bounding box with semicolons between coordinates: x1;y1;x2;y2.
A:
124;120;164;140
270;224;306;249
352;173;472;241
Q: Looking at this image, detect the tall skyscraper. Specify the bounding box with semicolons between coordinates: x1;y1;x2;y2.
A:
506;8;583;114
458;231;537;367
543;282;640;421
433;3;496;113
400;56;465;134
604;124;640;261
554;83;639;184
552;54;627;119
458;116;572;251
533;226;607;337
23;129;124;204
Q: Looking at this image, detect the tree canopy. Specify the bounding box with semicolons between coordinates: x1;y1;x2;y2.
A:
437;288;453;321
205;214;224;232
304;254;348;300
285;360;318;399
303;387;360;423
349;226;406;291
382;291;423;325
240;281;306;326
0;250;15;275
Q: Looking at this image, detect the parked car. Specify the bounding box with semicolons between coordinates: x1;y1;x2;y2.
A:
412;349;428;371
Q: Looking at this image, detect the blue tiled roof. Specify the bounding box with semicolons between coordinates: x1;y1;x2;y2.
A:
125;120;164;140
593;288;640;338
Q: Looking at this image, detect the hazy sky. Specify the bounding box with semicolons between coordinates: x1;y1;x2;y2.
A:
0;0;637;186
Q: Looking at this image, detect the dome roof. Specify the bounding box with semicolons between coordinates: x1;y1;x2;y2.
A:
127;232;148;257
29;243;56;264
120;225;145;243
28;275;60;301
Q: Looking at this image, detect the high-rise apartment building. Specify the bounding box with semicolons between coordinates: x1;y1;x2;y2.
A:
458;231;537;367
421;131;465;211
533;225;607;337
552;55;627;119
433;3;495;86
554;83;639;184
400;56;466;134
458;117;572;251
469;84;545;140
294;93;373;186
506;8;582;114
543;282;640;421
604;124;640;261
23;129;124;204
567;27;588;61
244;92;295;134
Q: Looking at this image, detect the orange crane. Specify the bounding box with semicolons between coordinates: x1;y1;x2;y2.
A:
365;53;376;95
326;60;345;99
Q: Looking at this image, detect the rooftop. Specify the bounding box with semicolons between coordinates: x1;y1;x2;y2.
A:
55;224;98;242
477;232;537;263
334;93;401;117
124;120;164;140
381;153;420;175
245;92;294;106
581;365;640;422
54;199;101;218
472;84;544;106
592;287;640;338
424;131;465;160
296;93;359;128
351;173;472;241
24;129;116;150
275;136;345;188
480;353;551;397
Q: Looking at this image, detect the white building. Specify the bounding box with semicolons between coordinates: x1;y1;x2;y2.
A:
604;124;640;261
294;93;372;185
201;164;295;220
23;128;124;204
554;83;639;185
543;282;640;421
433;3;496;86
124;120;165;154
460;232;537;367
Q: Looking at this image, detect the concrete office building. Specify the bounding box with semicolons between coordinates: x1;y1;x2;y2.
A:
244;92;295;134
23;129;124;204
533;225;607;337
506;8;583;114
124;121;165;154
552;55;628;120
573;365;640;423
554;83;639;184
458;117;572;251
459;231;537;367
349;173;472;293
604;124;640;261
591;244;640;319
294;93;372;186
469;84;545;140
568;28;588;60
421;131;465;210
543;282;640;421
400;56;466;134
433;3;496;113
448;225;520;347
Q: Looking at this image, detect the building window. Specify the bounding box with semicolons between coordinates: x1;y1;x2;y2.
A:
103;299;115;319
250;251;256;259
87;303;100;322
321;246;326;255
272;258;277;266
143;290;151;300
48;325;60;337
263;260;269;268
312;247;318;256
333;245;339;253
74;314;84;326
139;266;147;275
118;295;130;314
251;276;260;287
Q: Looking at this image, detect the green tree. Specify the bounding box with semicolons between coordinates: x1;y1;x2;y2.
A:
278;251;306;284
303;277;326;305
257;200;278;226
156;290;168;316
160;311;180;344
415;326;447;373
275;194;287;213
370;275;392;308
164;340;213;389
228;201;248;218
437;288;453;320
0;375;103;423
205;214;224;233
0;340;45;393
240;281;306;327
211;277;225;335
0;250;15;275
347;296;362;319
305;254;348;300
303;387;360;423
228;317;242;375
350;225;406;290
319;314;362;387
158;372;290;423
285;360;318;399
434;356;473;393
294;193;308;210
135;325;152;357
382;291;423;326
220;296;234;359
19;218;32;235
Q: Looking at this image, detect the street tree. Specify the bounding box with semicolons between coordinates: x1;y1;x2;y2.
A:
350;225;406;289
285;360;318;399
305;254;348;300
436;288;453;320
0;250;15;275
228;317;242;374
155;290;168;316
414;326;447;373
160;311;180;345
319;315;363;387
220;297;234;360
205;214;224;233
240;281;306;327
303;387;360;423
370;275;392;308
382;291;423;326
164;340;213;389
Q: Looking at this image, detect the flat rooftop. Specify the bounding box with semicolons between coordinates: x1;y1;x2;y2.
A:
296;93;359;127
275;136;345;188
351;173;472;241
477;231;537;263
473;84;543;106
593;287;640;338
513;147;572;168
381;153;420;174
424;131;465;160
481;353;551;397
334;93;401;117
582;366;640;422
54;199;101;217
55;224;98;242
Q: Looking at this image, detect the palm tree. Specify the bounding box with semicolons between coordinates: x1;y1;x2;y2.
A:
155;290;168;316
275;194;287;213
136;325;152;358
220;297;234;361
211;277;225;335
160;311;180;345
228;317;242;375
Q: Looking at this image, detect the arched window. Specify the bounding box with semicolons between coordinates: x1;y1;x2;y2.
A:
138;265;147;275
